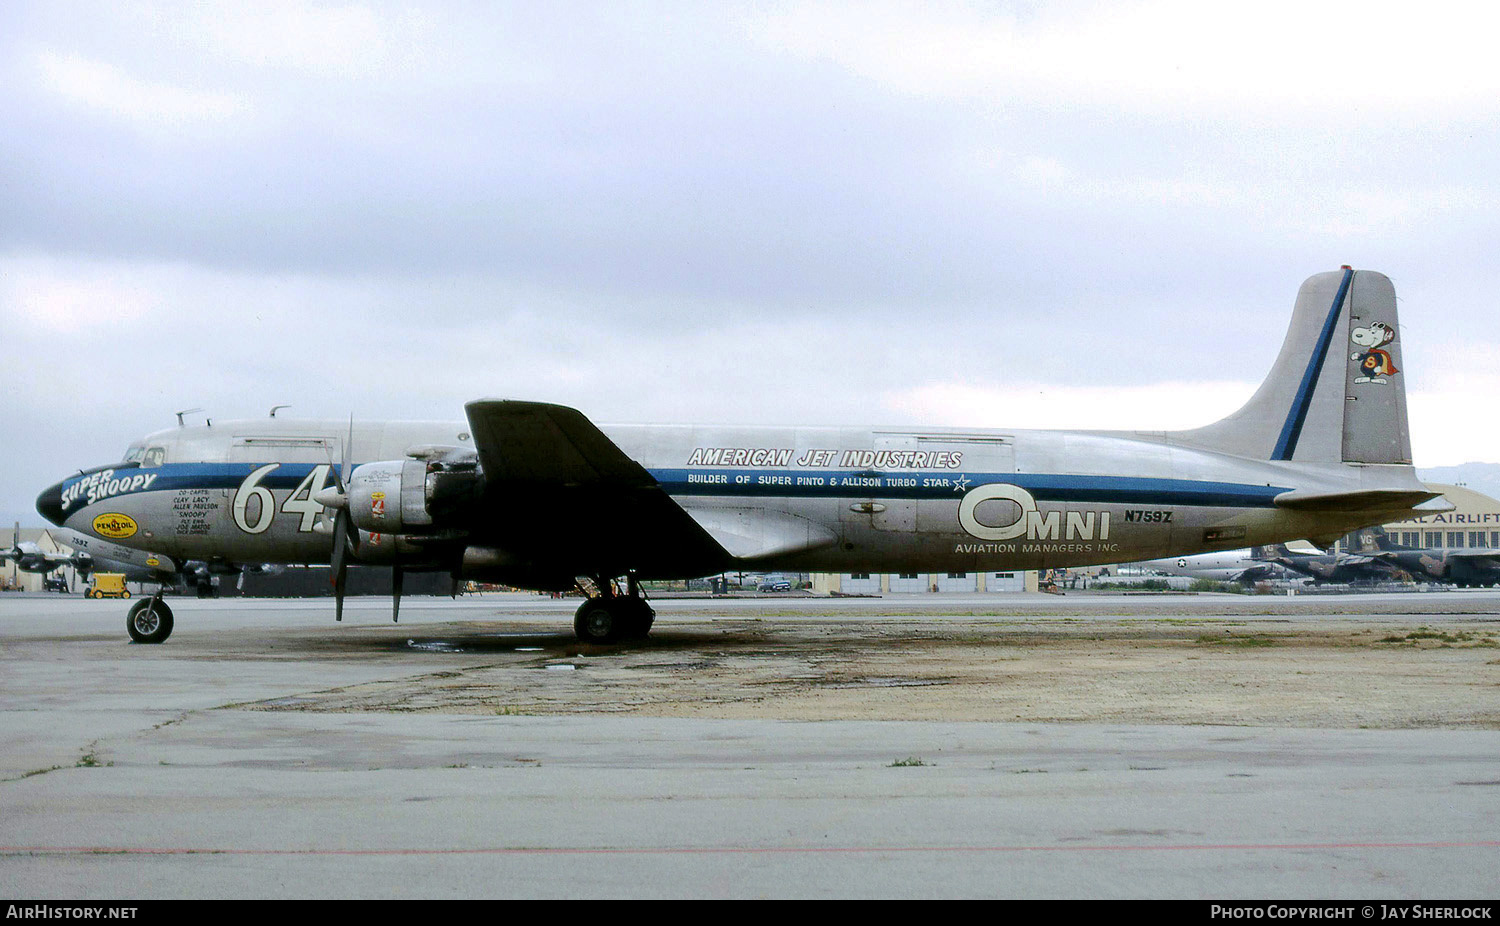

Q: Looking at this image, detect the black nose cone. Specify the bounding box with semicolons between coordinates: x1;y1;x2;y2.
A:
36;481;66;527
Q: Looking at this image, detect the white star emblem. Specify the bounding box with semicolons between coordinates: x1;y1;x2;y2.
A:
952;475;971;492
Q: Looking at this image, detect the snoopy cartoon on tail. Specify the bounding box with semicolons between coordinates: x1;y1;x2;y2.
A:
1351;321;1399;384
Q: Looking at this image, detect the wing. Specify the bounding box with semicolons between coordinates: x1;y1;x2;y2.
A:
462;400;732;579
466;400;657;488
1228;564;1280;584
1;547;81;573
1448;550;1500;563
681;507;837;561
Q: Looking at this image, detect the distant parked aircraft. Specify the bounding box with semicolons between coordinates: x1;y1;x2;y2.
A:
1253;541;1406;584
1364;528;1500;588
1137;549;1294;585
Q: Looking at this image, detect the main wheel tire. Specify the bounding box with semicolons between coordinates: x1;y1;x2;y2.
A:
574;600;622;643
126;599;174;644
621;599;655;638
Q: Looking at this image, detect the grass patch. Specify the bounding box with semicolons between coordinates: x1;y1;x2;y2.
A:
888;757;927;768
8;765;64;782
1377;629;1497;647
1196;635;1276;647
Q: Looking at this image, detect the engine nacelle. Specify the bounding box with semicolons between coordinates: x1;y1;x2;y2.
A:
346;458;481;535
352;530;451;567
347;460;434;534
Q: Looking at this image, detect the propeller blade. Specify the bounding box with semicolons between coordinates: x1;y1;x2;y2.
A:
325;418;357;625
331;509;350;622
392;565;403;623
340;414;354;489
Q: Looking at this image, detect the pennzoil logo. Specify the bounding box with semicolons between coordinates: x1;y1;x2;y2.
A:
370;491;387;520
92;513;138;540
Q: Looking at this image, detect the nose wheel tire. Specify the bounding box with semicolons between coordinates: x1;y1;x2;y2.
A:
126;599;174;644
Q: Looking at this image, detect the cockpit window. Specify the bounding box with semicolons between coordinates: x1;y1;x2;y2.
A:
141;447;166;468
122;444;146;464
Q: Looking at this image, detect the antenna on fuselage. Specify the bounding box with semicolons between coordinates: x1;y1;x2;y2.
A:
174;408;204;428
270;405;292;418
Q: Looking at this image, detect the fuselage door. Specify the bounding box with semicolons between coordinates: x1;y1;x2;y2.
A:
865;435;918;532
857;433;1015;534
914;434;1014;536
228;436;337;465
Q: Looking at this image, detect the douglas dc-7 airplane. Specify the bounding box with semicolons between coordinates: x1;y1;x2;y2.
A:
37;268;1442;644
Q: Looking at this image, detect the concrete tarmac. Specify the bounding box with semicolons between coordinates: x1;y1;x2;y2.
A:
1;592;1497;899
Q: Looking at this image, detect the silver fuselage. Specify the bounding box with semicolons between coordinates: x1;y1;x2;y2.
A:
40;416;1423;579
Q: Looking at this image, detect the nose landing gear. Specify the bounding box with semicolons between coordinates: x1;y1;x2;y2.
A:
126;591;174;644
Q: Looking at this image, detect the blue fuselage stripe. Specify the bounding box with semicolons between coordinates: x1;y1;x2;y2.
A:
1273;267;1353;461
63;463;1290;511
653;469;1285;507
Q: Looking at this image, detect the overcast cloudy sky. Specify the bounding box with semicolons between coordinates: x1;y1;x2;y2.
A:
4;0;1499;524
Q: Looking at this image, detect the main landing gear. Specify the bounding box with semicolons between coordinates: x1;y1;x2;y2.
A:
126;590;174;644
572;574;654;644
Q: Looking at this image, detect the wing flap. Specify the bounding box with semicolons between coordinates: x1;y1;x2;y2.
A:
683;507;838;561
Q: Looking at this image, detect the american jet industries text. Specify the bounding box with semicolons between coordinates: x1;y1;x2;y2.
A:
687;448;965;469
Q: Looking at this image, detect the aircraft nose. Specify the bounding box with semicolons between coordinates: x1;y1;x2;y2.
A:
36;481;66;527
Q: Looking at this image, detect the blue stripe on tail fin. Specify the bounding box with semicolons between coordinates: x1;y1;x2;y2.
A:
1271;267;1353;461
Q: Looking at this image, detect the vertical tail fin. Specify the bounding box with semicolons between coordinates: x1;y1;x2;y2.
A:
1174;268;1412;464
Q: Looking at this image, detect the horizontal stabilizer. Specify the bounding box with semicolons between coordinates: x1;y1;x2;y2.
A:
1273;487;1444;512
684;507;838;561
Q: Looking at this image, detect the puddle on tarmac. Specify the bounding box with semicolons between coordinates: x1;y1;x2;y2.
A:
406;640;465;653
